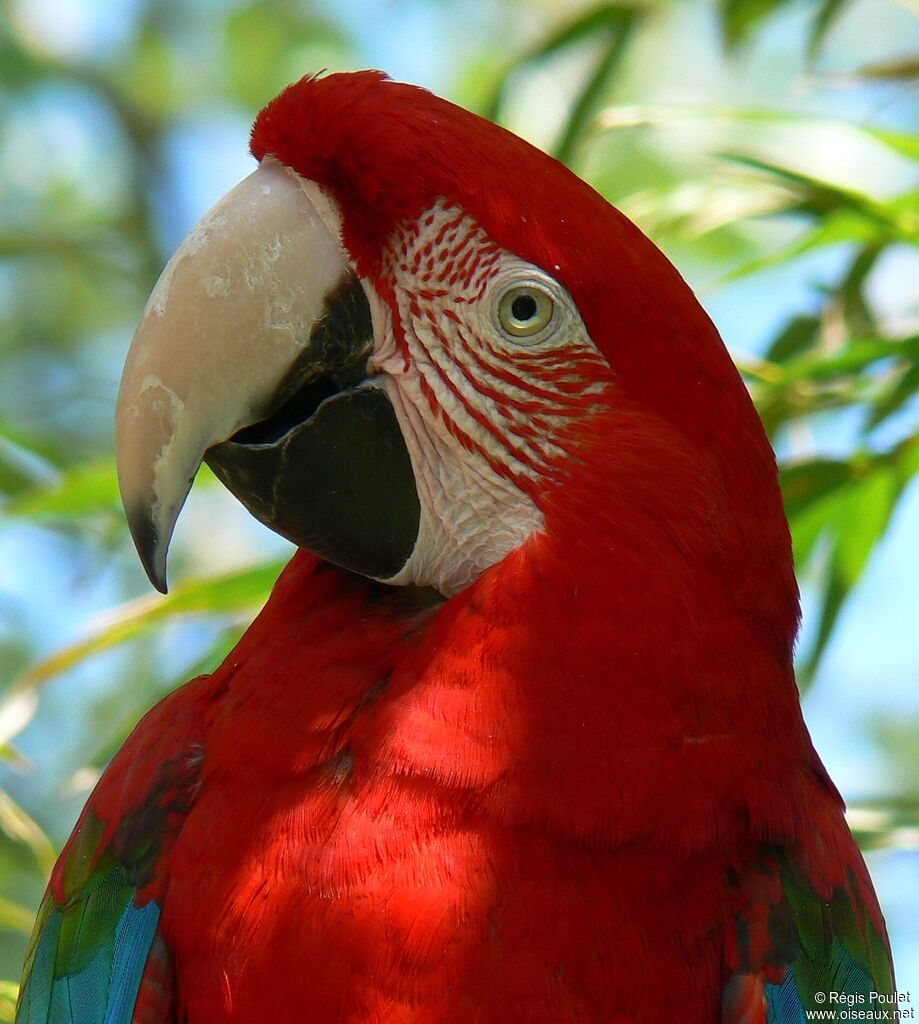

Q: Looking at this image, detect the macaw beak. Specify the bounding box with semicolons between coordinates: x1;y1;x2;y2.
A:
116;158;419;593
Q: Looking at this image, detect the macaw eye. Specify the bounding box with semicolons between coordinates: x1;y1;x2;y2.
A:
496;284;555;340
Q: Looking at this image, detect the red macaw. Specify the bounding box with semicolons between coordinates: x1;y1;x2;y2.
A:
17;71;893;1024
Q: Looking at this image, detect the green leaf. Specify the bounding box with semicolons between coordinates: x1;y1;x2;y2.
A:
6;460;223;520
9;561;286;694
0;980;17;1023
798;465;899;683
792;336;909;382
717;0;792;48
854;55;919;82
869;128;919;162
867;361;919;430
835;244;882;337
780;458;854;518
765;315;820;363
531;4;637;60
224;5;349;110
785;435;919;684
485;3;642;151
0;432;59;500
717;0;853;52
783;458;860;570
594;102;919;172
5;460;119;519
718;154;919;237
720;210;887;283
745;331;919;443
847;798;919;850
788;493;834;569
808;0;848;59
0;897;39;936
555;12;640;165
892;429;919;479
0;791;56;875
834;468;896;583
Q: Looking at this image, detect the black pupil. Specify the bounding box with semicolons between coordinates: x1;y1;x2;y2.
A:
511;293;538;322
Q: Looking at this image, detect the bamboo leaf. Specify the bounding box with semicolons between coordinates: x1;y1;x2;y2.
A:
718;154;918;237
808;0;848;59
834;469;897;583
793;336;913;382
5;460;120;519
720;211;887;283
717;0;853;52
6;461;219;519
594;102;919;170
0;980;17;1023
717;0;792;48
867;362;919;430
780;458;854;518
484;5;625;120
0;896;39;936
0;791;56;875
760;333;919;394
847;800;919;850
798;466;899;684
765;315;820;363
891;430;919;480
530;4;637;61
783;458;860;569
0;433;59;499
8;561;286;695
870;128;919;162
555;12;640;165
788;493;834;569
0;691;38;748
854;55;919;82
484;4;642;134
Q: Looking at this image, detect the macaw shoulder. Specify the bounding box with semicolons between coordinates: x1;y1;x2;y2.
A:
16;671;219;1024
50;670;219;904
723;821;894;1024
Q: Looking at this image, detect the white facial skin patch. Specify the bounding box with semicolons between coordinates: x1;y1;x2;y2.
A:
367;199;612;597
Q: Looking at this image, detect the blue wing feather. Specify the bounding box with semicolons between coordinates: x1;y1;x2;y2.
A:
765;968;806;1024
16;890;161;1024
725;846;894;1024
103;900;161;1024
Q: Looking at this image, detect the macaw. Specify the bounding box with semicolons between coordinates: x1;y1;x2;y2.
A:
17;71;893;1024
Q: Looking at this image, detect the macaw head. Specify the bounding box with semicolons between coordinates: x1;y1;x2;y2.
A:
117;71;797;650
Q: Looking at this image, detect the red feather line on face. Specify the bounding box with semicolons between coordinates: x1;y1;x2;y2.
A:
381;200;612;490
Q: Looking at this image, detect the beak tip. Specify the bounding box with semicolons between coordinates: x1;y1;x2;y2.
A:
126;503;170;594
150;571;169;597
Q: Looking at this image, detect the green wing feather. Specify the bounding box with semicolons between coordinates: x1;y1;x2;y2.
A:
724;844;895;1024
16;718;203;1024
16;812;164;1024
771;861;894;1016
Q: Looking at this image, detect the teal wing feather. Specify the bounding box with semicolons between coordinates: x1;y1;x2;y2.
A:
723;844;895;1024
16;687;206;1024
16;843;161;1024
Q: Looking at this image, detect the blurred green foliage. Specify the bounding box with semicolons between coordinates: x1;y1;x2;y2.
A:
0;0;918;1009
